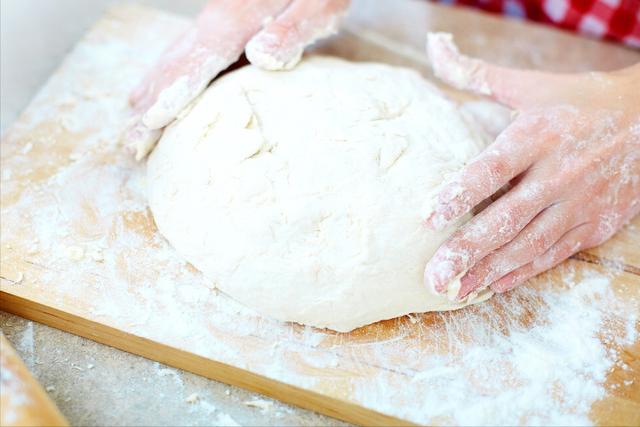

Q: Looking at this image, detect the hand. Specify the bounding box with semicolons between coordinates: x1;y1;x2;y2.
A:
126;0;349;160
423;33;640;299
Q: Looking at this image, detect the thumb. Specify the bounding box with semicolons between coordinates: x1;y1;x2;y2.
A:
246;0;350;71
426;32;571;109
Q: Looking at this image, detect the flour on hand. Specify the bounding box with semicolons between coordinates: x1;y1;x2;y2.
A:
147;56;492;332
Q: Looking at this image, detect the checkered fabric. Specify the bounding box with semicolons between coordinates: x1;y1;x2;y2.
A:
438;0;640;47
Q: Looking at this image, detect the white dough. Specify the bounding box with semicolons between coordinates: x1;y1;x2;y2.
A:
147;56;493;332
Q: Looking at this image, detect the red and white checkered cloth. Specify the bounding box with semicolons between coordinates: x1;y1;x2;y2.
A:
438;0;640;47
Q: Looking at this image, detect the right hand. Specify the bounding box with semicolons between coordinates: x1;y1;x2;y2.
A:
423;33;640;299
126;0;350;160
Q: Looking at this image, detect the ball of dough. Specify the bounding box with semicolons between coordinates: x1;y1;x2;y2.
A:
147;56;493;332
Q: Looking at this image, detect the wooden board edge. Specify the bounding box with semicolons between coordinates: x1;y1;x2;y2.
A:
0;292;414;427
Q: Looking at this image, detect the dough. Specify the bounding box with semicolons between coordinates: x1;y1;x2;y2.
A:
147;56;493;332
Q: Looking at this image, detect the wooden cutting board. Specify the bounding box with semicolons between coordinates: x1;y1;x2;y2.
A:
1;1;639;425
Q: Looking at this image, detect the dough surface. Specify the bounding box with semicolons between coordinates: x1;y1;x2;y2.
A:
147;56;493;332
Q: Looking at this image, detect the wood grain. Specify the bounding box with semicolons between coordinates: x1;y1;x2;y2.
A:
1;2;639;425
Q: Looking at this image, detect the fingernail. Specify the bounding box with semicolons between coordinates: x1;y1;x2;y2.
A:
423;206;453;231
246;37;303;71
123;121;161;161
424;259;455;295
431;211;451;231
457;276;476;300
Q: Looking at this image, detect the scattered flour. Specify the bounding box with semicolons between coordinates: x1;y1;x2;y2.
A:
185;392;200;404
354;270;638;425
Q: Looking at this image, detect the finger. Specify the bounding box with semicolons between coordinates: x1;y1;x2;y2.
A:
129;27;201;113
131;35;233;130
426;32;574;109
423;175;552;294
126;0;292;160
246;0;350;70
490;223;591;293
123;117;162;162
140;55;230;130
137;0;292;130
458;202;573;299
127;28;233;159
129;31;199;111
124;90;163;161
423;118;545;230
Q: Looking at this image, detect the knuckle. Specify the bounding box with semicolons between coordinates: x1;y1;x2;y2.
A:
486;156;512;178
487;256;516;280
438;238;475;269
520;231;547;255
468;256;493;281
469;155;513;193
595;212;622;242
493;206;524;238
580;224;600;248
438;180;466;205
461;221;492;251
536;241;574;269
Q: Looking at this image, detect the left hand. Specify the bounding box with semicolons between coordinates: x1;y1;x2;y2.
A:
126;0;349;160
423;33;640;299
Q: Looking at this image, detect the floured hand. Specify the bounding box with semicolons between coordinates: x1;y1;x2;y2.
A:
423;33;640;299
126;0;349;160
